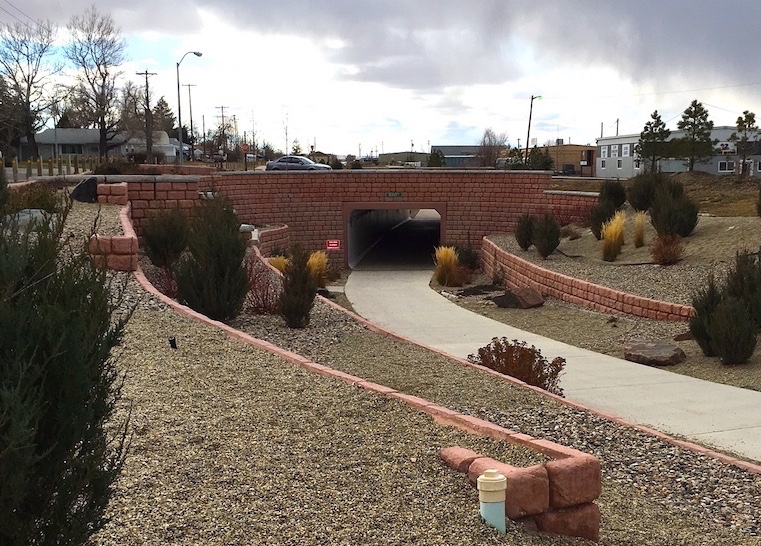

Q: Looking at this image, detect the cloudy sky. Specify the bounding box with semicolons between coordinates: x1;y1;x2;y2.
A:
6;1;761;156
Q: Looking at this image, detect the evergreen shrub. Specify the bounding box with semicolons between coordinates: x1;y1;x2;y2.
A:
650;185;698;237
142;207;189;269
599;180;627;208
689;274;723;357
174;195;248;322
0;196;131;544
532;212;560;259
279;244;318;328
627;172;663;211
723;250;761;327
588;199;616;240
515;213;534;251
707;297;757;365
468;337;565;396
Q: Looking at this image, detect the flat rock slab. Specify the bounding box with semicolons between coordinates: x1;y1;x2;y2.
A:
490;287;545;309
624;339;686;367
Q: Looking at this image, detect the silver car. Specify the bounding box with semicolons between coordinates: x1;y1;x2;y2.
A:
265;155;332;171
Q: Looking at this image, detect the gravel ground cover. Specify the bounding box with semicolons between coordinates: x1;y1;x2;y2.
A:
55;198;761;545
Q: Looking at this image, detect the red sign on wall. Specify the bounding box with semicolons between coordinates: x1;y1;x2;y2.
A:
326;239;341;250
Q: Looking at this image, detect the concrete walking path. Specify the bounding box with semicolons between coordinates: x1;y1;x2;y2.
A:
344;267;761;464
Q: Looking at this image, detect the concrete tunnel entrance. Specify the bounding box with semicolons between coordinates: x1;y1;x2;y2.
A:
345;204;445;269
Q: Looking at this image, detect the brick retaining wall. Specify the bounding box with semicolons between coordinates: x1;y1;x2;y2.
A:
480;238;694;321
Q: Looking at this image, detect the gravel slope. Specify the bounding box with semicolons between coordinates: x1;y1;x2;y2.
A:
54;200;761;545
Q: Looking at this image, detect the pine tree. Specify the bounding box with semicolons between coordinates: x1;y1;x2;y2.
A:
675;100;714;171
728;110;758;177
152;96;176;135
636;110;671;172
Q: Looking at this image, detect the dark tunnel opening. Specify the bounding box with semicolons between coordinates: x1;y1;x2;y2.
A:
347;208;442;269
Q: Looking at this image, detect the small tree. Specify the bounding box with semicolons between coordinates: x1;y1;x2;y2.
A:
527;146;554;170
428;148;446;167
478;128;507;167
674;100;714;172
728;110;758;178
635;110;671;172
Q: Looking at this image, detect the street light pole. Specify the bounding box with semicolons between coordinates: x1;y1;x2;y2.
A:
524;94;542;165
176;51;202;165
183;83;197;160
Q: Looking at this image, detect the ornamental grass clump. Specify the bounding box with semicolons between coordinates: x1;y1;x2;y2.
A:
515;213;535;251
601;211;626;262
434;245;462;286
633;211;647;248
245;253;281;314
468;337;565;396
650;233;683;265
268;255;289;273
307;250;329;288
532;212;560;259
174;195;248;322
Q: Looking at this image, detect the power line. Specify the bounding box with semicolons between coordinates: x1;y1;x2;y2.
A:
2;0;39;27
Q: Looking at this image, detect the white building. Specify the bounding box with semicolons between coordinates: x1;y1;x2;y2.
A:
596;126;760;178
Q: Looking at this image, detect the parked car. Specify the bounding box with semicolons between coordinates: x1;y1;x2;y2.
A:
265;155;331;171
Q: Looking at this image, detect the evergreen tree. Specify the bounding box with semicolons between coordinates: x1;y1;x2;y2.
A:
675;100;714;171
428;148;446;167
527;146;554;170
152;96;176;136
728;110;758;177
636;110;671;172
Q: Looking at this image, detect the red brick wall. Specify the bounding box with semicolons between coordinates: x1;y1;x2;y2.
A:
127;176;199;237
197;170;596;267
481;238;694;321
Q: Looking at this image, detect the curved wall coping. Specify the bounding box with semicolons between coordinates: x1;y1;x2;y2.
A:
481;238;694;322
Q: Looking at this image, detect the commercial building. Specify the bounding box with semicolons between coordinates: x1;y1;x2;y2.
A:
596;126;759;178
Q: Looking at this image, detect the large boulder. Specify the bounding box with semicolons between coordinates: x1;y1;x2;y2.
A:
70;177;98;203
490;287;545;309
624;339;686;366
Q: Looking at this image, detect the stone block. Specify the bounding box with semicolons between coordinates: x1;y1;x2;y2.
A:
546;455;601;508
469;459;549;518
535;503;600;542
624;339;686;366
438;447;482;474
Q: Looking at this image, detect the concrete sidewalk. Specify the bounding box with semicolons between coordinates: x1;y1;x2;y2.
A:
344;267;761;463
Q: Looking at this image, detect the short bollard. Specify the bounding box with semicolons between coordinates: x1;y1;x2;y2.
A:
477;469;507;534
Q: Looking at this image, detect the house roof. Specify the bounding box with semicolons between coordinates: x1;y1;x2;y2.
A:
23;128;128;145
431;145;480;156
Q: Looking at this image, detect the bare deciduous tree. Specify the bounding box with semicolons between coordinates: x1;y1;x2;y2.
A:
64;6;127;158
478;128;508;167
0;19;59;158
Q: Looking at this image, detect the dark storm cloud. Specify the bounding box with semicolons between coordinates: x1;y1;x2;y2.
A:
11;0;761;93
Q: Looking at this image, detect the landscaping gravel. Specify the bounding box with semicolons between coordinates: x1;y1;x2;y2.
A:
57;200;761;545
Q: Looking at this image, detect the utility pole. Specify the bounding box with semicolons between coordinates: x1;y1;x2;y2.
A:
216;105;228;154
136;70;157;163
183;83;197;160
202;115;206;159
